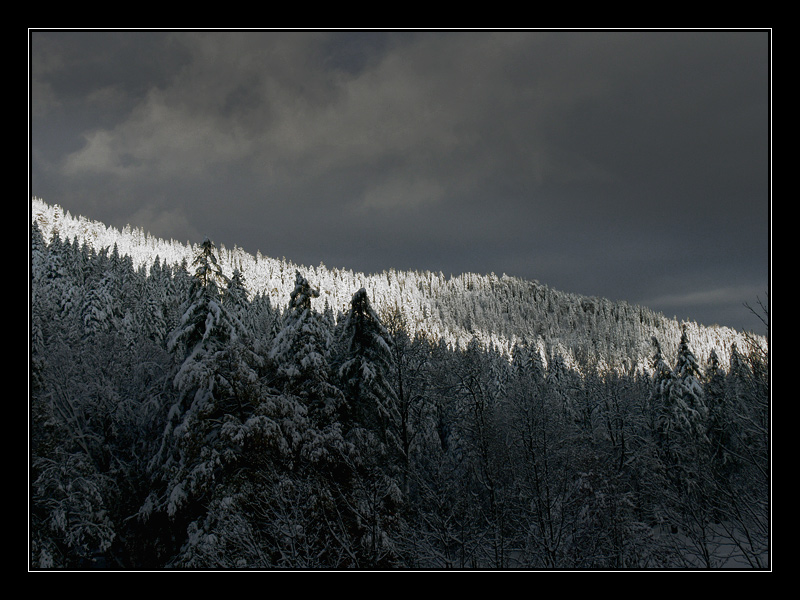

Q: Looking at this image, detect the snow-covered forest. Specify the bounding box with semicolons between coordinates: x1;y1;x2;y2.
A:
30;197;769;569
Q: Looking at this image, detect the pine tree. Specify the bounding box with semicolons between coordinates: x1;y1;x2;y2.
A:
223;268;251;335
80;270;118;340
147;238;251;531
333;288;406;567
30;198;771;568
269;271;344;423
337;288;398;442
140;257;170;345
670;325;707;439
650;336;675;447
167;239;234;360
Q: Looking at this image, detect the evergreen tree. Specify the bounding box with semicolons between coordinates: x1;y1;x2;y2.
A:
269;271;344;423
80;270;118;341
334;288;405;567
337;288;398;442
223;268;251;331
168;271;351;568
139;257;170;345
167;239;231;356
146;238;253;543
650;336;675;448
670;325;707;440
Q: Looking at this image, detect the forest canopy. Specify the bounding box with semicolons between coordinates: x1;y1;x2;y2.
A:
30;199;769;569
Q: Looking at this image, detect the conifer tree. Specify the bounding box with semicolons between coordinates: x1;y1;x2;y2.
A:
146;238;250;532
670;325;707;439
337;288;398;441
223;268;251;334
140;257;170;344
334;287;405;567
664;327;722;566
80;271;118;340
269;271;343;423
650;336;675;447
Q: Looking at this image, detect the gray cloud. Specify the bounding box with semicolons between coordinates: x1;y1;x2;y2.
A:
30;30;770;333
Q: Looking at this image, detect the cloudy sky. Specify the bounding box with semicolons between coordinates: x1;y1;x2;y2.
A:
30;30;770;333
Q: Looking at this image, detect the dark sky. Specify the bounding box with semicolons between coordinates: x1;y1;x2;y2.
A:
30;30;770;333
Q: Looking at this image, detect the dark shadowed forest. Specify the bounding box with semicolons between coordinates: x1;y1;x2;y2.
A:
30;200;769;569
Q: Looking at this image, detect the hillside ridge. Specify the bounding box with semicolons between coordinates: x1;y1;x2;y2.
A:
30;197;760;372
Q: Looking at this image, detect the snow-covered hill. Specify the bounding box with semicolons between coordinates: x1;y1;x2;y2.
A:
29;196;770;570
30;196;761;373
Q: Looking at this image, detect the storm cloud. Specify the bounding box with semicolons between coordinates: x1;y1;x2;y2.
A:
30;30;770;333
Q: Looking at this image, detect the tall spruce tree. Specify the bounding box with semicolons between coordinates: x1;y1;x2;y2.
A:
146;238;249;535
269;271;344;424
650;336;675;450
335;288;404;567
337;288;398;442
671;325;707;440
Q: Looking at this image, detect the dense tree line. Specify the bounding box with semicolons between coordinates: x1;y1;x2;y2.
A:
30;216;769;569
31;197;750;373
